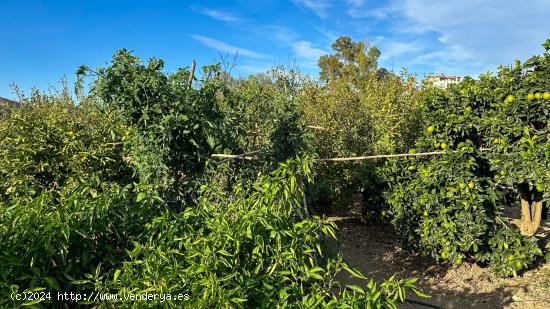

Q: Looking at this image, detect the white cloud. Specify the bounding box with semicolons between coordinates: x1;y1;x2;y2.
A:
401;0;550;71
191;35;268;59
292;41;327;60
291;41;327;69
315;27;339;42
378;40;423;62
259;25;299;45
343;0;550;75
203;9;240;22
191;6;240;23
346;1;401;19
290;0;331;18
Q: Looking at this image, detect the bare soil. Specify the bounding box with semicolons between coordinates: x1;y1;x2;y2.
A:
328;206;550;309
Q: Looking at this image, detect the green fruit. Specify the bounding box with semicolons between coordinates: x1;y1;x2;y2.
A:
527;93;535;101
459;183;466;190
468;182;475;189
440;143;448;150
535;93;542;99
465;106;472;113
543;92;550;100
493;138;500;144
427;126;435;134
500;170;506;176
536;184;544;192
506;95;515;103
456;256;463;266
423;210;429;217
515;261;522;269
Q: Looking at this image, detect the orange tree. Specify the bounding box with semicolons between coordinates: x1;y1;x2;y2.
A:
384;40;550;277
78;50;231;204
481;41;550;236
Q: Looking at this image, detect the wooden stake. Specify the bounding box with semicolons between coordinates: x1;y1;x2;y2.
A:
188;60;196;89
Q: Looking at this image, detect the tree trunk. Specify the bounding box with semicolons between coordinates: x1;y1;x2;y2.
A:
519;186;543;236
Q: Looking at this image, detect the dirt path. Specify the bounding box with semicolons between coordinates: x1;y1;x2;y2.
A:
328;210;550;308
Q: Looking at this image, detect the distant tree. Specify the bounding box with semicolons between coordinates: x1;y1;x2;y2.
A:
318;36;381;83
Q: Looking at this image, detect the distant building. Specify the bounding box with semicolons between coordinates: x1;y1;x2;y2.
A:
426;74;463;89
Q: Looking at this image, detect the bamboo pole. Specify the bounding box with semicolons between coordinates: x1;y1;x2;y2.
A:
211;150;263;160
318;148;491;161
316;151;445;161
211;148;492;162
306;125;326;130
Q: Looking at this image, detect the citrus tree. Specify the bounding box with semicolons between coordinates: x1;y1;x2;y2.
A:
481;40;550;235
78;50;230;203
384;39;550;277
0;91;159;305
301;36;424;212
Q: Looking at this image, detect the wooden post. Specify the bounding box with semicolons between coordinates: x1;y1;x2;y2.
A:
188;60;196;89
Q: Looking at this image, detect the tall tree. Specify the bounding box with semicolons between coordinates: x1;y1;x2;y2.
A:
318;36;381;83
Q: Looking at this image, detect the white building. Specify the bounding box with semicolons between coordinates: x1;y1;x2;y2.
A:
426;75;463;89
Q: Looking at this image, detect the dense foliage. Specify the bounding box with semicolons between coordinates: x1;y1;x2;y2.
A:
89;157;421;308
385;39;550;277
78;50;231;203
0;49;421;307
2;34;549;308
301;37;423;212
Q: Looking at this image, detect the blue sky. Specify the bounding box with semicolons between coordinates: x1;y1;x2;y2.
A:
1;0;550;99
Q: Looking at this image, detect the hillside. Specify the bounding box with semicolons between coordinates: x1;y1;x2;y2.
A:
0;96;19;108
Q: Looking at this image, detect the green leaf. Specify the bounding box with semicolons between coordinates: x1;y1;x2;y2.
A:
43;277;60;291
136;192;146;203
113;269;121;283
